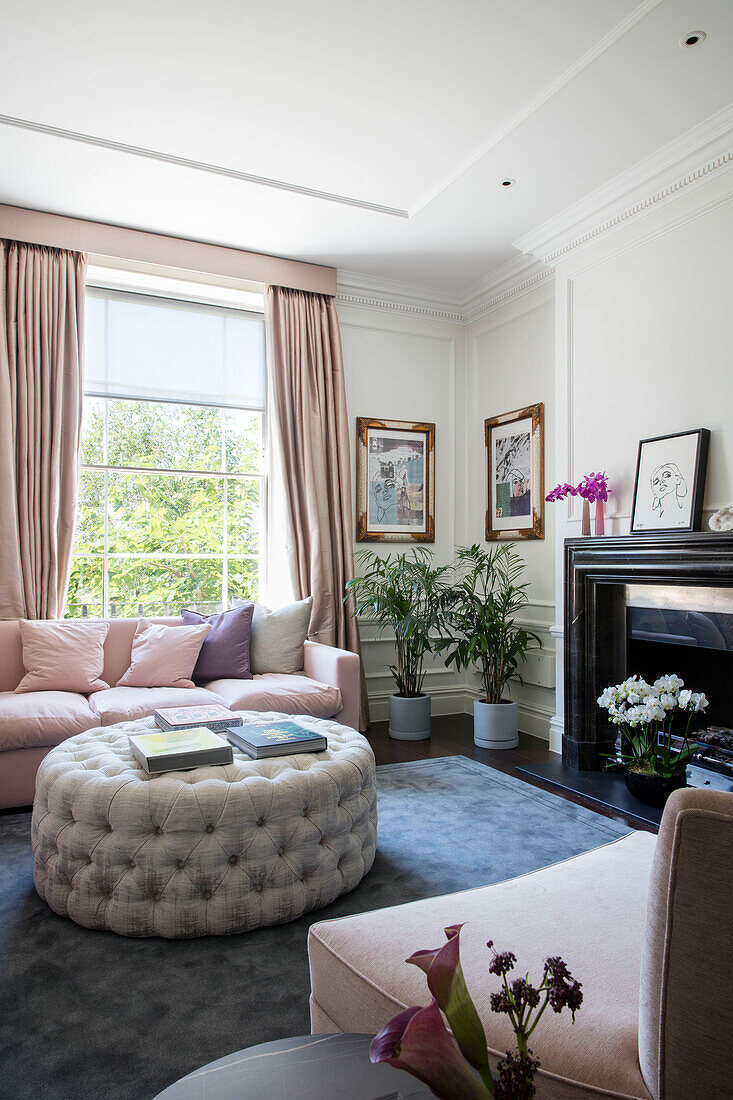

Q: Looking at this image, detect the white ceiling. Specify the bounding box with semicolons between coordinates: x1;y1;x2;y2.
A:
1;0;731;292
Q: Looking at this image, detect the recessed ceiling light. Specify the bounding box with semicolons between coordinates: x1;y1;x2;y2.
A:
680;30;706;48
500;178;516;187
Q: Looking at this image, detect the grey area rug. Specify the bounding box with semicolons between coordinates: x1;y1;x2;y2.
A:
0;757;629;1100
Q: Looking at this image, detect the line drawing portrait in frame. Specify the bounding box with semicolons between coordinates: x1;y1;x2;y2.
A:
356;417;435;542
630;428;710;533
485;403;544;541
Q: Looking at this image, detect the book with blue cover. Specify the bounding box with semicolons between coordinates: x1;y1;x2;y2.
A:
226;720;327;759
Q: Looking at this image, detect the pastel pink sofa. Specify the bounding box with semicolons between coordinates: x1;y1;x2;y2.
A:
0;617;360;810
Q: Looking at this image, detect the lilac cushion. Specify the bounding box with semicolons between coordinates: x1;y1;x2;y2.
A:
181;604;255;682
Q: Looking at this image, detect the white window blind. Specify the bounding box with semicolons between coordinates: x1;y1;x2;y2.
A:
85;287;266;410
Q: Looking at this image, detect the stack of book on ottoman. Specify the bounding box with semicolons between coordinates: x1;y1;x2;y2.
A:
129;703;241;774
128;704;327;773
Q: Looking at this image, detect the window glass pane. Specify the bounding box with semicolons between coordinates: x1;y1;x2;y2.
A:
74;471;105;553
227;558;259;604
107;558;223;618
80;397;105;465
227;479;261;556
225;410;263;474
107;473;224;554
107;399;223;472
65;557;104;619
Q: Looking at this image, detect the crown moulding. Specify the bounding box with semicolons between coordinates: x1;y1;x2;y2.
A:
336;256;553;326
513;103;733;265
337;105;733;325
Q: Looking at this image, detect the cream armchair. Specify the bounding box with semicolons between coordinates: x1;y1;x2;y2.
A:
308;787;733;1099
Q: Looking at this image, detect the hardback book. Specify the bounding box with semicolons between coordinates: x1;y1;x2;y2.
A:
226;721;327;760
129;728;234;774
154;703;243;733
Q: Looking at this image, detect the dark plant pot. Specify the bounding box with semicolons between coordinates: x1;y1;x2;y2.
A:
624;768;687;808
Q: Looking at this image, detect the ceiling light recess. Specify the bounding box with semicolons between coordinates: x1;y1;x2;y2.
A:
680;31;706;48
500;178;516;188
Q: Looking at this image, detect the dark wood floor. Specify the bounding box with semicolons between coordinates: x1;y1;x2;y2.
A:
368;713;656;833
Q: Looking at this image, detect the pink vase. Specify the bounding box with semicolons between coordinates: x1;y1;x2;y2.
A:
595;498;605;536
581;498;591;536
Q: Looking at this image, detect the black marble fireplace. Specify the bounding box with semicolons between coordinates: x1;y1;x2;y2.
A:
562;532;733;770
519;532;733;826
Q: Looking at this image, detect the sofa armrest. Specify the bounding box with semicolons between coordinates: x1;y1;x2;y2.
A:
303;641;360;731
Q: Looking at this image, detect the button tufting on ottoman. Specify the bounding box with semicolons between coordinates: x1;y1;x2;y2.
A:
30;712;378;939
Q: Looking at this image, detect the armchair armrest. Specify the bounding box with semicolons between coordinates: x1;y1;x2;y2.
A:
303;640;360;731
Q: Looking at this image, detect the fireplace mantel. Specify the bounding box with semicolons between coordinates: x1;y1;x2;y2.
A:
563;531;733;770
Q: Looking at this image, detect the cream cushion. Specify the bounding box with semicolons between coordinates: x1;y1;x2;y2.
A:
0;691;98;750
206;674;341;718
89;686;224;726
16;620;110;694
308;829;657;1100
116;620;211;688
31;713;377;938
248;597;313;674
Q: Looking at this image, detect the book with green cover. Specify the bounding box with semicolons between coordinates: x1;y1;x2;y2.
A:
129;727;234;774
226;720;327;759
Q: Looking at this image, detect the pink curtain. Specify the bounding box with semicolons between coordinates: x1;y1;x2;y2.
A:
266;286;369;730
0;239;86;620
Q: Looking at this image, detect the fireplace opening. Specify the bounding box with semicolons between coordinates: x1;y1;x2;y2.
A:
626;585;733;726
625;584;733;778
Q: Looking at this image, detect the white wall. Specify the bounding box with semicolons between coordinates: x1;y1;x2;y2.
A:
337;162;733;745
551;167;733;750
336;301;468;721
464;285;557;740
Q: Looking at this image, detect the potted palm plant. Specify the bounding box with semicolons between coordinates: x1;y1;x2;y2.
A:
346;548;450;740
437;544;540;749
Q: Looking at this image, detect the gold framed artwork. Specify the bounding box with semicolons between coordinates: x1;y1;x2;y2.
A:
485;402;544;541
356;417;435;542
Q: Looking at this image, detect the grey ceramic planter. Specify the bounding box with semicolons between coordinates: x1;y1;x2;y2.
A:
473;699;518;749
389;693;431;741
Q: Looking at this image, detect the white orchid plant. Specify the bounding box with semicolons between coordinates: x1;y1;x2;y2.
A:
597;675;708;778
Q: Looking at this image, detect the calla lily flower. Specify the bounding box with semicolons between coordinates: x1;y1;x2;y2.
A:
407;924;492;1088
370;998;494;1100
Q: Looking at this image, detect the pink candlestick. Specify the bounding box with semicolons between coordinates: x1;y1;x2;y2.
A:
581;498;591;536
595;498;605;536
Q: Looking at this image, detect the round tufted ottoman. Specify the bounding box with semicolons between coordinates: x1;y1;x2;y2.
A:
31;713;377;938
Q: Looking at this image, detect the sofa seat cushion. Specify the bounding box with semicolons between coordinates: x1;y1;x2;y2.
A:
89;686;224;726
308;829;657;1100
205;674;341;718
0;691;98;751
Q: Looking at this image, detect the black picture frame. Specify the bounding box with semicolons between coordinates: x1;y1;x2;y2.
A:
630;428;710;534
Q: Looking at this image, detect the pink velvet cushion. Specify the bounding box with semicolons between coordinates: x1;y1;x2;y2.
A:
205;674;342;719
15;620;110;694
116;620;211;688
89;686;224;726
0;690;98;750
